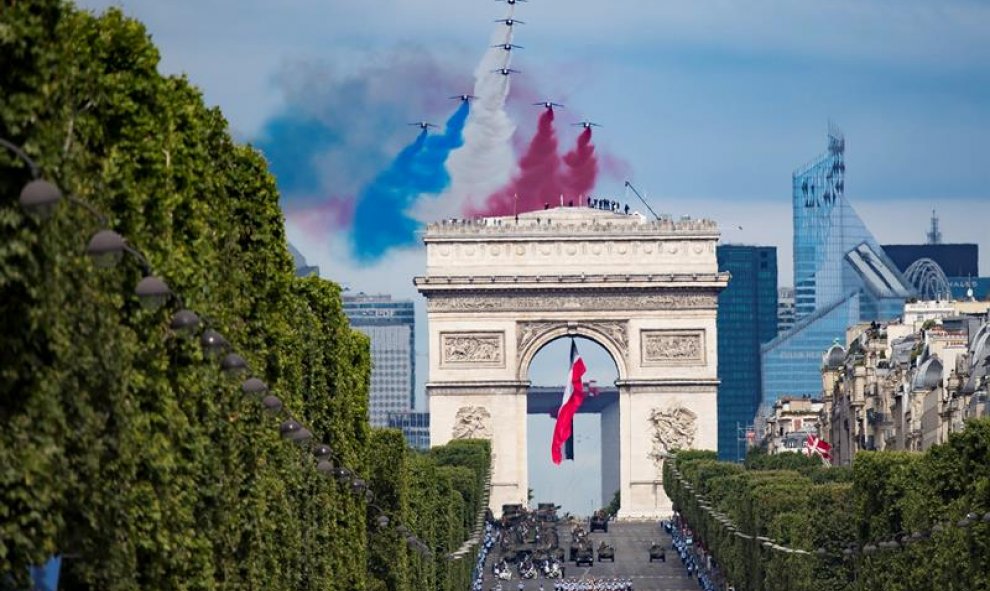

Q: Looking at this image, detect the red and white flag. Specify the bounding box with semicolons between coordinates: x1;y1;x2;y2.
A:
551;340;587;464
804;434;833;463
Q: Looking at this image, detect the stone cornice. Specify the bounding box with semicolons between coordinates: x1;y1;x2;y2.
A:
426;379;720;395
616;378;721;392
427;381;530;396
423;218;719;241
421;288;720;313
415;272;729;290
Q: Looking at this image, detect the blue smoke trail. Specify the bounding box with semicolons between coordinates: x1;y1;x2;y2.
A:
255;115;338;199
351;101;470;261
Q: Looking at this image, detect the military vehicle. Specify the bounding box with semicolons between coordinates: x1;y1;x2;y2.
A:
597;541;615;562
590;510;609;533
574;543;594;567
536;502;560;522
648;542;666;563
501;503;525;527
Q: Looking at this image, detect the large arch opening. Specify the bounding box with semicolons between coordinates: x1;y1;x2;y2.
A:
525;335;620;517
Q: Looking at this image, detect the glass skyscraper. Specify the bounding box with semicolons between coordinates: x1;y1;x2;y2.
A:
717;245;778;461
342;293;416;427
387;411;431;450
761;126;913;405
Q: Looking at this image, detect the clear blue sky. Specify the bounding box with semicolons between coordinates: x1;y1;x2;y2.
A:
79;0;990;514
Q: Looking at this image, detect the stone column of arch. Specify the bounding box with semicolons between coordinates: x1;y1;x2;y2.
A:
416;207;727;518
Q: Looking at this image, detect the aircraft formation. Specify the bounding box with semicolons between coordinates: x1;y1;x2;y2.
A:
410;1;600;133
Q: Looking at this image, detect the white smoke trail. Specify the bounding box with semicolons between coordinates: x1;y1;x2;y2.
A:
409;6;518;221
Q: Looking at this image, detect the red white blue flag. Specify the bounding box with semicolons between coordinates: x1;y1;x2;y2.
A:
551;340;587;464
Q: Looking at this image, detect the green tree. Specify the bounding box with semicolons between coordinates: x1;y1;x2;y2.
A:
1;3;491;591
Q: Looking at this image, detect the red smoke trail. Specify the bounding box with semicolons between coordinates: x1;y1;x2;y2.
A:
469;110;600;217
561;127;598;200
285;196;355;238
470;109;562;216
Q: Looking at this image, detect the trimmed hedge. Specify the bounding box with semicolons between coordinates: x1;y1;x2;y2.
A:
665;419;990;591
0;2;491;591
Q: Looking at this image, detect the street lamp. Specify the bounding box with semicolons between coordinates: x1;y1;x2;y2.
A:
18;179;61;219
135;276;171;310
316;460;334;475
312;444;332;461
334;467;352;484
241;377;268;397
170;309;200;335
279;420;302;439
219;353;248;376
261;395;282;414
86;229;126;268
200;329;227;357
289;428;313;445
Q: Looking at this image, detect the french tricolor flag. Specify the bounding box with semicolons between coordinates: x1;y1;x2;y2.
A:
551;340;587;464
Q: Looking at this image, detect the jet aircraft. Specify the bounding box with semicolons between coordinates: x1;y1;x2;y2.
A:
494;18;525;26
493;68;520;76
572;121;601;129
496;0;527;4
408;122;438;130
534;100;564;110
492;43;524;51
449;94;476;102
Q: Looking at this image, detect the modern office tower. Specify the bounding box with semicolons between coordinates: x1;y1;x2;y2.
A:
761;126;913;405
342;293;416;427
881;211;981;300
883;243;978;279
387;411;430;450
777;288;796;334
717;245;778;461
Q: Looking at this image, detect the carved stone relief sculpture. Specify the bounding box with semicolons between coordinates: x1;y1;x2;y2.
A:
441;332;504;367
452;406;493;440
647;405;698;473
641;330;705;366
516;322;558;358
517;320;629;367
427;292;718;313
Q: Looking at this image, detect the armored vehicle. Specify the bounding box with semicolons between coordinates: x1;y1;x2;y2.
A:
590;510;609;533
574;544;594;567
536;502;560;522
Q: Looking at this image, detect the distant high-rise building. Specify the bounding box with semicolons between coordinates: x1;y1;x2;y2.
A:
761;126;913;405
387;411;430;450
717;245;778;461
342;293;415;427
777;287;796;334
878;211;980;301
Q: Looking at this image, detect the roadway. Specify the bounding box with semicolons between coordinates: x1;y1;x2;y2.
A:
482;521;699;591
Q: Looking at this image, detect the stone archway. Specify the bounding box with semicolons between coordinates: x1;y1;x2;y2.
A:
517;321;629;382
523;332;621;514
415;207;728;518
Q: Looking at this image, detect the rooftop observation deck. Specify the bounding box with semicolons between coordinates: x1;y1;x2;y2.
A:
417;206;726;282
423;206;720;241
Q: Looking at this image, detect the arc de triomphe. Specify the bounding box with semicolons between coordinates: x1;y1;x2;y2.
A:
414;207;728;518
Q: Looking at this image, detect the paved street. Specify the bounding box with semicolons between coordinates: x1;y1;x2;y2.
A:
482;521;699;591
